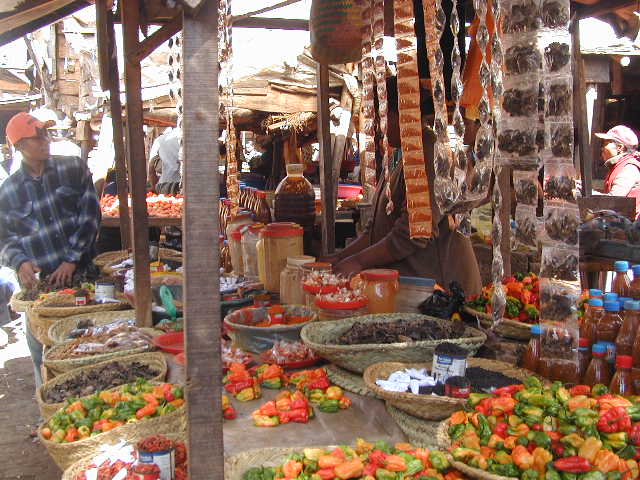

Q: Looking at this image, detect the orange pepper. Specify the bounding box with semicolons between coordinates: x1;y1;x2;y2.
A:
64;428;79;443
503;436;518;450
567;395;591;412
318;455;344;469
491;397;516;416
511;445;534;470
461;431;481;451
394;443;413;452
598;395;633;411
152;386;166;399
532;448;553;477
170;398;185;408
385;455;407;472
65;400;84;414
594;449;623;473
283;460;303;479
480;446;496;459
450;411;468;425
414;448;430;466
136;403;157;419
143;393;159;406
334;459;364;480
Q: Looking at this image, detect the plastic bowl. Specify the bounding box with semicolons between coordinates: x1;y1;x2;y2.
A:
337;184;363;199
153;331;184;354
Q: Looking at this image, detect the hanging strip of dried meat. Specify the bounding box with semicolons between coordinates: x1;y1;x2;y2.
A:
358;0;377;198
393;0;433;238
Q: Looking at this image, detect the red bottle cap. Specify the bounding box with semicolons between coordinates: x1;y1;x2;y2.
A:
616;355;633;369
360;269;400;281
578;338;590;348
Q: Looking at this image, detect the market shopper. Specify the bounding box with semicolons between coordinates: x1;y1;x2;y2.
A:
0;112;101;387
148;127;181;194
324;78;482;296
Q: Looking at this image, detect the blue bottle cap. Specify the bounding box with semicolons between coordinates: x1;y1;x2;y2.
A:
633;265;640;276
619;297;633;307
592;343;607;354
588;298;604;307
531;324;542;335
615;261;630;272
589;289;603;298
625;300;640;311
604;292;619;301
604;301;620;312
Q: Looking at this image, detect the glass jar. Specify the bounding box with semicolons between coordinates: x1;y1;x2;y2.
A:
229;229;244;276
315;296;369;321
355;269;400;314
258;222;304;292
280;255;316;305
241;224;264;278
274;163;316;251
301;262;334;308
225;211;253;240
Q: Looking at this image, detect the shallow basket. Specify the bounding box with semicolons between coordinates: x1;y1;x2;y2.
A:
364;359;535;421
10;290;34;313
36;351;167;419
93;249;130;269
103;248;182;275
47;310;137;344
300;313;486;373
32;299;130;319
437;419;516;480
61;433;186;480
463;306;532;340
385;403;441;448
38;381;186;470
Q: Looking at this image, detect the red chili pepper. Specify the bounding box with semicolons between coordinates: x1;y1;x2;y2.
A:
598;406;632;433
552;442;565;457
278;408;309;424
494;384;525;397
305;377;331;391
223;406;237;420
494;422;509;439
527;442;537;453
224;379;255;395
476;397;493;416
569;385;591;396
369;450;388;465
363;462;378;477
532;424;542;431
553;456;592;473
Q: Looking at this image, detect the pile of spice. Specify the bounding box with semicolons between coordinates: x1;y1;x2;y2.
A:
333;318;469;345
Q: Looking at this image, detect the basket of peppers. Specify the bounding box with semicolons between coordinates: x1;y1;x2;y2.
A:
437;376;640;480
38;379;186;470
230;438;470;480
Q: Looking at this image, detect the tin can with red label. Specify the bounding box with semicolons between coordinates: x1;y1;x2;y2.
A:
444;376;471;398
133;462;161;480
75;296;87;306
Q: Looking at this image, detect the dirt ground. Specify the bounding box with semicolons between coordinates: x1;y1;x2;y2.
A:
0;318;60;480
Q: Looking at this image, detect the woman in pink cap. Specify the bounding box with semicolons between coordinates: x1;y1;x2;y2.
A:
595;125;640;218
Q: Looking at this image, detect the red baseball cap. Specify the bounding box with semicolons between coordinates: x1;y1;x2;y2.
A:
595;125;639;148
5;112;52;146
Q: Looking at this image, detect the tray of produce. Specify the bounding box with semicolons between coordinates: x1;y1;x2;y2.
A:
259;340;320;369
464;273;540;340
36;352;167;419
38;379;185;470
225;439;467;480
44;318;158;375
225;304;317;353
300;313;486;373
101;193;183;218
48;310;137;344
62;433;188;480
364;356;535;421
437;378;638;480
31;287;130;317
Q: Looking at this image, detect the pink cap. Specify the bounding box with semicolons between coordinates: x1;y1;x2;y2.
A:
595;125;639;148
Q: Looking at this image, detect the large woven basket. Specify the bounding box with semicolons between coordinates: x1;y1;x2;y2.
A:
300;313;486;373
463;306;532;340
10;290;34;313
93;250;130;269
32;298;130;319
38;382;186;470
103;248;182;275
437;419;516;480
61;433;186;480
364;359;535;421
385;403;440;447
47;310;136;344
36;352;167;419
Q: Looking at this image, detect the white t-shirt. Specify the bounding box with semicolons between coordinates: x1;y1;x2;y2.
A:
150;128;181;184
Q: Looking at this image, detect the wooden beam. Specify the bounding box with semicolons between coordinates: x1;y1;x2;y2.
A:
130;15;182;62
233;0;304;22
232;17;309;30
576;0;636;19
572;19;593;197
96;0;110;91
182;1;223;479
23;34;55;106
122;0;152;326
317;61;335;255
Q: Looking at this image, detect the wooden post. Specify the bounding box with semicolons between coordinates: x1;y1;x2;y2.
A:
572;19;593;197
498;166;511;277
99;0;132;249
317;61;335;255
182;1;223;478
122;0;152;326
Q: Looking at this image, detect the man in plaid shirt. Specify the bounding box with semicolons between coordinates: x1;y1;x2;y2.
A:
0;112;100;387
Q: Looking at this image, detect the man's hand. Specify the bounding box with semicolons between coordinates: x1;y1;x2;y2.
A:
333;256;363;276
18;261;40;289
48;261;76;288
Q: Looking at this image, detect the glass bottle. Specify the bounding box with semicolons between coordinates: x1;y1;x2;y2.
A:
578;337;591;382
522;324;542;373
612;261;631;297
598;301;624;365
584;342;612;387
630;265;640;300
274;164;316;252
255;191;272;224
610;354;633;395
581;298;604;347
617;300;640;357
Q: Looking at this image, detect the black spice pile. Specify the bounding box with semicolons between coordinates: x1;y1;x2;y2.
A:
435;342;468;356
44;362;160;403
465;367;522;392
333;319;469;345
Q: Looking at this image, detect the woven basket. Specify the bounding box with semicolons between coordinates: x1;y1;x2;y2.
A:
300;313;487;373
47;310;136;344
364;359;535;421
226;446;337;480
103;248;182;275
61;433;186;480
437;419;516;480
32;299;130;319
38;382;186;470
463;307;532;340
36;352;167;419
324;364;377;397
385;403;441;448
93;250;130;269
10;290;34;313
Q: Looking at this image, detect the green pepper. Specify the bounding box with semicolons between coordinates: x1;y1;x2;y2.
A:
547;404;563;417
303;460;318;475
449;424;466;441
523;392;556;407
488;463;520;477
545;468;562;480
627;404;640;422
581;472;605;480
555;387;571;404
562;447;577;458
515;404;544;425
75;417;93;429
560;473;577;480
172;386;184;399
406;459;424;476
429;451;450;471
531;431;551;449
252;415;279;427
591;384;609;397
522;469;539;480
606;473;622;480
375;468;396;480
495;452;511;464
525;305;539;321
618;445;638;460
524;376;542;391
560;434;585;449
550;381;563;394
517;436;529;446
477;414;493;444
77;425;91;437
506;296;522;318
374;440;392;454
262;467;276;480
236;387;258;402
81;396;102;411
398;452;416;463
318;399;340;413
262;378;282;389
572;408;598;428
559;424;578;435
603;432;628;450
69;410;86;421
308;389;326;405
468;393;491;407
243;467;264;480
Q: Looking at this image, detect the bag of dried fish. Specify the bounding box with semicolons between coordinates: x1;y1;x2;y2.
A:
505;41;542;76
539;278;580;322
540;245;579;281
543;162;578;204
547;122;574;159
513;169;539;206
498;125;538;157
541;0;569;29
545;78;573;118
502;85;539;118
543;41;570;74
541;325;578;361
502;0;541;34
515;205;539;249
544;205;580;245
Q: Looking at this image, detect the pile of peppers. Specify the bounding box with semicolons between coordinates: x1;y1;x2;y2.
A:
224;362;263;402
448;377;640;480
222;394;237;420
241;439;468;480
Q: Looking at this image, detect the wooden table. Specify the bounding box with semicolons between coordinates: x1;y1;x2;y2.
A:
102;216;183;228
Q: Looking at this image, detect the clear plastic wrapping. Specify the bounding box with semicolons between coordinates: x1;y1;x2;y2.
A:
543;41;571;74
513;169;539;206
539;279;579;362
515;204;539;249
502;83;539;118
498;124;538;158
541;0;570;30
540;245;579;281
502;0;541;35
548;122;574;160
545;77;573;119
504;39;542;76
543;205;580;245
543;162;577;204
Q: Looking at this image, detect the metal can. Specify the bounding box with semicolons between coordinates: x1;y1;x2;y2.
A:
75;296;87;306
444;376;471;398
95;281;115;301
133;462;161;480
138;448;174;480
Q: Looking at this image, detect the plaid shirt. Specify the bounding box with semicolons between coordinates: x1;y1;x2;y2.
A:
0;156;101;274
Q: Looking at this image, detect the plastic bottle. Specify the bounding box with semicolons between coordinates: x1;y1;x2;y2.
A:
604;292;619;303
631;265;640;300
620;297;634;310
589;289;603;299
616;300;639;358
578;338;591;382
598;301;624;365
583;343;612;387
610;355;633;395
612;261;631;297
522;324;542;373
273;164;316;251
581;298;604;347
